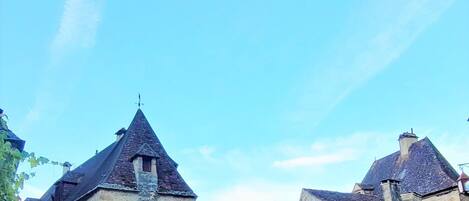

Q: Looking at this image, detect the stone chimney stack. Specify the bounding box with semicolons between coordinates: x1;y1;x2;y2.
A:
381;179;402;201
62;162;72;175
398;129;418;159
115;128;126;141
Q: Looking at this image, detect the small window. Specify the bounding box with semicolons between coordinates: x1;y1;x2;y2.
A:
143;157;152;172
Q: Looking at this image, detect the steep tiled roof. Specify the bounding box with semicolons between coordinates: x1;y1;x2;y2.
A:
303;189;382;201
32;109;196;201
361;137;459;197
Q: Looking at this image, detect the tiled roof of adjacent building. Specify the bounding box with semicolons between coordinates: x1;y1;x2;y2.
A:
361;137;459;197
31;109;196;201
301;136;460;201
0;120;25;151
355;183;374;190
302;189;382;201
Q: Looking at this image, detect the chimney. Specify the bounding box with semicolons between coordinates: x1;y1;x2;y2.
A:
115;128;126;141
381;179;402;201
458;170;469;194
62;162;72;175
398;129;418;159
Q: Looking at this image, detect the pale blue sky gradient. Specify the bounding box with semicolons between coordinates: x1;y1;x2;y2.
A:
1;0;468;200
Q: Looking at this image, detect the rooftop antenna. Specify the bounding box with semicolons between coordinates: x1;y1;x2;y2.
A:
460;163;469;172
136;93;144;108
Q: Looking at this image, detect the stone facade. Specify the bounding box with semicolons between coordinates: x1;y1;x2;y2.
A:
157;195;196;201
86;189;196;201
400;192;421;201
400;187;469;201
87;189;138;201
461;194;469;201
421;187;464;201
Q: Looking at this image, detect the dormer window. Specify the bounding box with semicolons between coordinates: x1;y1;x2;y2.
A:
142;156;152;172
352;183;374;195
130;143;160;181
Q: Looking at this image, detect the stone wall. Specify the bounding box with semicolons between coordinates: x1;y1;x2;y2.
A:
86;189;139;201
460;194;469;201
401;192;422;201
422;188;461;201
85;189;196;201
157;195;196;201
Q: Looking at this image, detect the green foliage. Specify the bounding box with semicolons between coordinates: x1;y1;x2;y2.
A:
0;116;62;201
1;132;21;201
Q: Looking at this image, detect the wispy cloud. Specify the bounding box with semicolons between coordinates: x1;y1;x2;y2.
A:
197;145;217;161
273;149;356;169
291;0;455;128
50;0;102;61
19;184;45;200
206;180;300;201
183;145;260;173
273;132;393;169
21;0;103;131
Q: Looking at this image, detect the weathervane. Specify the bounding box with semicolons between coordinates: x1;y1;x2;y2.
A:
136;93;144;108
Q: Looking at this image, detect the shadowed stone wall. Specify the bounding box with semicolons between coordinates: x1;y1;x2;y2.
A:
422;188;462;201
87;189;139;201
157;195;196;201
86;189;196;201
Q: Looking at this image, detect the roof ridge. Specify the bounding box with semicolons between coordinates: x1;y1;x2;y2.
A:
419;138;459;182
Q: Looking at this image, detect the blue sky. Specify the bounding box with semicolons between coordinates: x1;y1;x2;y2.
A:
1;0;468;200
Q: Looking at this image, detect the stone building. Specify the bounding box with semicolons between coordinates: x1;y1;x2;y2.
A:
26;109;197;201
300;131;469;201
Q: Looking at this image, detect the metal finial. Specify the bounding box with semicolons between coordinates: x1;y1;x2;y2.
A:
136;93;144;108
411;128;413;134
460;163;469;172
